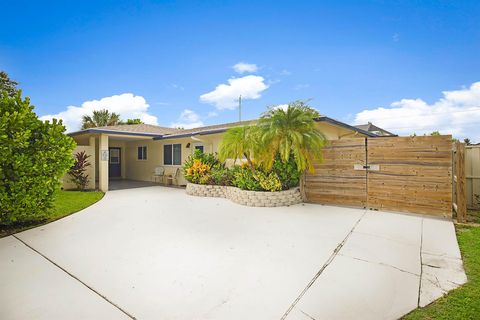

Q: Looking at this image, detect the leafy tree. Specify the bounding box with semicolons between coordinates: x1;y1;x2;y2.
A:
430;131;441;136
0;92;76;225
81;109;121;129
257;101;326;172
123;118;144;125
0;71;19;97
464;138;472;145
68;151;91;191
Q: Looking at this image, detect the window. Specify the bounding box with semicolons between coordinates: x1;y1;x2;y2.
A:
164;144;181;165
137;146;147;160
109;149;120;164
194;145;204;153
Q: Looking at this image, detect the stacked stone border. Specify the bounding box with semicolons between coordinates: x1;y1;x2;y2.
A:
186;183;303;207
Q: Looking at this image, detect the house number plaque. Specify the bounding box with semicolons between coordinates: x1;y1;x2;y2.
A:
101;150;109;161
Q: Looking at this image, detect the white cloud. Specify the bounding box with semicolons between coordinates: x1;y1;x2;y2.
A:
353;82;480;140
200;75;269;110
272;104;289;111
170;109;204;129
232;62;258;74
40;93;158;132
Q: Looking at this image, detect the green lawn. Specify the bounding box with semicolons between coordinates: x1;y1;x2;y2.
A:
0;190;104;238
403;225;480;319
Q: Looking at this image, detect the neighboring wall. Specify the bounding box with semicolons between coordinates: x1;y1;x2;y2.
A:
62;145;96;190
466;145;480;209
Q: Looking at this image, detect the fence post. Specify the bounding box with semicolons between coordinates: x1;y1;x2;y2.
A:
456;142;467;223
300;171;307;202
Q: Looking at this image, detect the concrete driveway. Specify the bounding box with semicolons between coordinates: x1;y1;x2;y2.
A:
0;186;466;320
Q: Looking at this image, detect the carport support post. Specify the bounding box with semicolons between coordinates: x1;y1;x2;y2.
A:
99;134;109;192
89;135;96;187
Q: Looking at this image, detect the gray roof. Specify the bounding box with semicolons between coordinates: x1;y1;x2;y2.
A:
354;122;396;136
69;124;182;137
69;117;384;140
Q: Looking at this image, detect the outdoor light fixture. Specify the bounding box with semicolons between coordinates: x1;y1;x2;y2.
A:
186;143;190;148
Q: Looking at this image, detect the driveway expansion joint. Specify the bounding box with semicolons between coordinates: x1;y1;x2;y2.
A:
280;210;367;320
12;235;137;320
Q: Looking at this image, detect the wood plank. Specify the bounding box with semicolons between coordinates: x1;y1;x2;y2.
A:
456;142;467;222
367;136;453;217
303;138;367;207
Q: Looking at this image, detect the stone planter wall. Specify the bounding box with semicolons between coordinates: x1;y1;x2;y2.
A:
186;183;302;207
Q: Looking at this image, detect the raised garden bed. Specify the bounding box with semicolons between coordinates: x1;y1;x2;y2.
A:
186;183;302;207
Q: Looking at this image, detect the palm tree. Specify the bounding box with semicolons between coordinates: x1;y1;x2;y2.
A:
256;101;326;172
81;109;121;129
218;125;261;168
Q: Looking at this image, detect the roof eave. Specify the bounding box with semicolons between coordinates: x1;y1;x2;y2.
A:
153;128;228;140
314;116;378;137
68;128;164;138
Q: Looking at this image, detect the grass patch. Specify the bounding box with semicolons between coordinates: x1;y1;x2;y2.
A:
0;190;104;238
403;225;480;319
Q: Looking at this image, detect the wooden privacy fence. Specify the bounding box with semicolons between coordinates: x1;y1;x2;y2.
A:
453;142;467;222
303;135;463;218
465;145;480;209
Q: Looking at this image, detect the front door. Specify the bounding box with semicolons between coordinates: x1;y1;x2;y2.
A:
109;147;121;178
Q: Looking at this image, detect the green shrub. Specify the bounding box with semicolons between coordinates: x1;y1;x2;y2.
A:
210;165;234;186
256;171;282;192
183;150;235;186
232;166;262;191
271;155;300;190
0;92;76;225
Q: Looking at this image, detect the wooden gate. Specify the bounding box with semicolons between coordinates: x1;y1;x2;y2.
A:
304;139;367;207
303;136;453;217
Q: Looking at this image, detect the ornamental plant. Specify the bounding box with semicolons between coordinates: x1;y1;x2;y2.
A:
0;92;76;225
68;151;91;191
255;171;282;192
256;101;327;173
219;101;326;177
185;159;212;184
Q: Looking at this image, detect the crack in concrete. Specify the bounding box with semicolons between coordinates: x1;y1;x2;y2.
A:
12;235;136;320
280;211;367;320
300;309;317;320
337;254;420;277
421;250;460;260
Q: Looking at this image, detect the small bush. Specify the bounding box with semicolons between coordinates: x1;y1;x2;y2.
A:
256;171;282;192
232;167;262;191
68;151;91;191
210;165;234;186
185;159;211;184
271;155;300;190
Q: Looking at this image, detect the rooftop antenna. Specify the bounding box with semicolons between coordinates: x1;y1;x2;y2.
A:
237;95;242;122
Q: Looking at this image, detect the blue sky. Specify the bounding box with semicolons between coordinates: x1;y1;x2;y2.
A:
1;1;480;138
